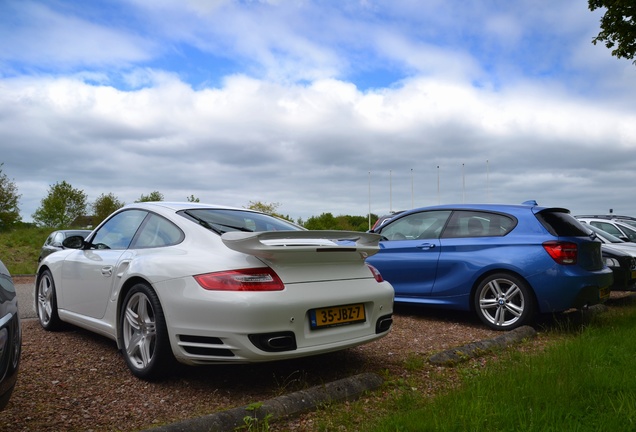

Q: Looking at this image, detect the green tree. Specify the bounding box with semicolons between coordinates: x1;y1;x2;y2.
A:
92;193;125;226
304;212;338;230
304;213;374;231
0;163;22;229
136;191;164;202
589;0;636;64
246;200;281;214
186;194;200;202
245;200;293;221
32;181;88;228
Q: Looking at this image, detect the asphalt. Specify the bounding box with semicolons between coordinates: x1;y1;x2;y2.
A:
14;281;539;431
15;282;36;320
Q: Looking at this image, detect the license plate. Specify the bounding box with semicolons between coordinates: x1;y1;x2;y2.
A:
309;303;366;329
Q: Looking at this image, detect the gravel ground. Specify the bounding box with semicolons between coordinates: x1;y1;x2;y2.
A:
8;276;623;431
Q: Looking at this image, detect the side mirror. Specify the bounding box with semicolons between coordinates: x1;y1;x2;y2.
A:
62;235;85;249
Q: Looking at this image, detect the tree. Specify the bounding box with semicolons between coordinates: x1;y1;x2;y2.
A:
186;195;200;202
304;212;338;230
589;0;636;64
136;191;164;202
245;200;293;221
0;163;22;229
92;193;125;226
303;213;373;231
246;200;281;214
32;181;88;228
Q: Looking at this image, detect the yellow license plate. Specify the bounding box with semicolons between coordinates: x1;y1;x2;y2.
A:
310;303;366;329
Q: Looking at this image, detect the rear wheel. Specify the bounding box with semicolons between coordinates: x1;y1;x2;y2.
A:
119;283;174;380
36;269;63;330
474;273;534;331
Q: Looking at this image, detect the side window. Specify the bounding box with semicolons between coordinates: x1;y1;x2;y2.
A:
442;211;516;238
53;232;65;245
617;224;636;241
590;221;622;238
91;210;148;250
44;233;56;246
380;211;451;240
133;213;184;248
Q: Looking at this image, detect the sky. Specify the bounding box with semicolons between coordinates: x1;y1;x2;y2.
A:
1;0;635;225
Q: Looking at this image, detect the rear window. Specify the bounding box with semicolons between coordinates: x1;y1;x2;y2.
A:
536;210;590;237
179;209;302;234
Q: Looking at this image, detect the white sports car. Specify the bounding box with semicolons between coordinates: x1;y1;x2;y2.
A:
35;202;394;379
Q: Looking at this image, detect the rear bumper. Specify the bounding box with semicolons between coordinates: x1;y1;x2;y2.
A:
529;266;613;313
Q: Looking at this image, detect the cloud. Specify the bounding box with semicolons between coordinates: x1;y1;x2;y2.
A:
1;0;635;224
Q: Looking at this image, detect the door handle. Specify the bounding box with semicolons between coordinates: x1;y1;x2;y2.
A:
417;243;436;250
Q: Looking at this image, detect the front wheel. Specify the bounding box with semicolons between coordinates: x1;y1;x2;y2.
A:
474;273;534;331
119;283;174;380
36;269;63;331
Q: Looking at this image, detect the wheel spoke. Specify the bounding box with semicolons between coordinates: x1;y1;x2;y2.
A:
124;306;141;330
494;306;505;325
479;297;498;309
504;303;523;317
488;280;503;296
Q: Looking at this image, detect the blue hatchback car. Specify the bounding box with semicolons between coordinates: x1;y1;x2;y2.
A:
367;202;613;330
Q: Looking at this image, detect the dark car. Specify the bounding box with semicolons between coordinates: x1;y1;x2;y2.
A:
38;230;92;263
601;246;636;291
0;259;20;410
367;201;613;330
584;225;636;291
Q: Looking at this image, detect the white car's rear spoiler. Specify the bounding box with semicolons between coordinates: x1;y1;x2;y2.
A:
221;230;381;262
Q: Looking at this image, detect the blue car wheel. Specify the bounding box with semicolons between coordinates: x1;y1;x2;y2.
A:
474;273;534;330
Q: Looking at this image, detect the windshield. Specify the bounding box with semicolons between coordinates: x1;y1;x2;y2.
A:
179;209;302;234
587;225;625;243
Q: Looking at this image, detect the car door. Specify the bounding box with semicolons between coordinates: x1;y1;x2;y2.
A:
432;210;516;299
59;210;148;319
367;210;451;298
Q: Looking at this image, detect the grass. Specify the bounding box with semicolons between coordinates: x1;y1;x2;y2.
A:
301;303;636;431
367;306;636;432
0;226;51;274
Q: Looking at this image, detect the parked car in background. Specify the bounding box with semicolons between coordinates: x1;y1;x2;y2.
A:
0;259;20;411
576;214;636;229
367;202;613;330
38;229;93;263
576;217;636;243
371;211;404;231
36;202;394;379
584;225;636;291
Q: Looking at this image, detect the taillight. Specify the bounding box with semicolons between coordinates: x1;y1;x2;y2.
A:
367;264;384;282
194;267;285;291
542;241;578;265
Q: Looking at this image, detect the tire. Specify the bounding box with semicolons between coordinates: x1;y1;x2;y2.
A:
474;273;534;331
36;269;63;331
119;283;174;380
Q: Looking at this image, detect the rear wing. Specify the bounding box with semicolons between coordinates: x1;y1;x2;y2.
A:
221;230;382;262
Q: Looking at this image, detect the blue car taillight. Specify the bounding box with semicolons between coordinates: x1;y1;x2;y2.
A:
542;241;577;265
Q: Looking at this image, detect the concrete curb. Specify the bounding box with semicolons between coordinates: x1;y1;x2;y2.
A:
428;302;609;367
145;372;383;431
428;325;538;366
